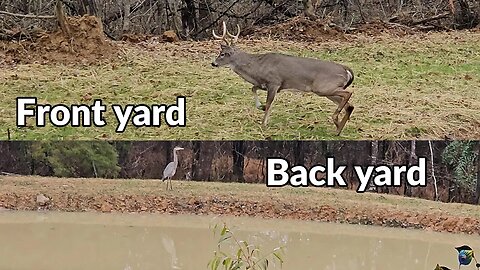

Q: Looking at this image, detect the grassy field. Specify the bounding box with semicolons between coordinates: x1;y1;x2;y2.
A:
1;31;479;140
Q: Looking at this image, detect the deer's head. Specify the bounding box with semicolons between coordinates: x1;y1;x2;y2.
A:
211;21;240;67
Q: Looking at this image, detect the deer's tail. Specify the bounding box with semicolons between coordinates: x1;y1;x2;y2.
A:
343;67;354;89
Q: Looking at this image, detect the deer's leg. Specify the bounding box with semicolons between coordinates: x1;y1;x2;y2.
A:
252;86;265;111
333;89;353;115
327;95;354;136
262;86;279;126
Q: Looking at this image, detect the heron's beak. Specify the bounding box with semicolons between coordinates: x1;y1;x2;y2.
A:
178;147;184;150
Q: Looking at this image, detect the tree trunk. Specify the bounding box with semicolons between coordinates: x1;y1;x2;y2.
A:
191;141;214;181
294;141;304;165
428;141;438;201
232;141;245;182
122;0;131;34
182;0;197;39
55;0;71;38
321;141;329;161
371;141;378;164
369;141;379;192
475;141;480;204
405;141;416;197
303;0;318;19
166;0;182;35
80;0;98;16
453;0;479;29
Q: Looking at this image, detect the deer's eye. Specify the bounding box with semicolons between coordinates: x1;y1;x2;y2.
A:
220;53;225;57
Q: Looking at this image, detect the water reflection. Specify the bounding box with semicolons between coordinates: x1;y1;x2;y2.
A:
0;211;478;270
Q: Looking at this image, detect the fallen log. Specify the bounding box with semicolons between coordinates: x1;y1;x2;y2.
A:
411;12;451;26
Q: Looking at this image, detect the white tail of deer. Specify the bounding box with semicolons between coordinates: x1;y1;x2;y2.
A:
211;21;355;136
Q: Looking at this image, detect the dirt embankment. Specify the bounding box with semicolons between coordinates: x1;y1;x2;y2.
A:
1;15;117;66
1;176;479;235
0;15;441;67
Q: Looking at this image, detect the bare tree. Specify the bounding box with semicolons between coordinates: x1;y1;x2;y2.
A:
232;141;245;182
475;141;480;204
303;0;319;19
122;0;131;34
2;0;479;41
404;141;417;197
429;141;438;201
191;141;215;181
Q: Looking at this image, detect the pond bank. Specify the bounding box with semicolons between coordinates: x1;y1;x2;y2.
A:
1;176;479;235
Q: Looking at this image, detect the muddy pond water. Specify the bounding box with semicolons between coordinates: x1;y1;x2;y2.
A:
0;211;478;270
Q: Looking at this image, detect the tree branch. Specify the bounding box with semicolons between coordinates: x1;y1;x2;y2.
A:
0;10;56;19
192;0;242;37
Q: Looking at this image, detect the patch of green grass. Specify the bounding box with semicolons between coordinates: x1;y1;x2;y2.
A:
1;31;479;140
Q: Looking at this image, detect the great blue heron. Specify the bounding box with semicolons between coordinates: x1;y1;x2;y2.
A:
162;146;184;190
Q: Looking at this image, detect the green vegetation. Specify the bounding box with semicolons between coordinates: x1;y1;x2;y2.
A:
31;141;120;178
1;31;479;140
442;141;478;192
208;223;285;270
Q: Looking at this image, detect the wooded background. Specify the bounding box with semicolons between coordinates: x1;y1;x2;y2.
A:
1;0;479;40
1;140;479;204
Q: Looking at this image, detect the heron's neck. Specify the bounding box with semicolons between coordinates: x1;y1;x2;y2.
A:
173;150;178;164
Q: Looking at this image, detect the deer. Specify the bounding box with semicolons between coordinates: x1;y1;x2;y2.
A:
211;21;355;136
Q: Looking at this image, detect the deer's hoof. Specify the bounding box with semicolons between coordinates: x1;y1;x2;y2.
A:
346;106;354;120
258;105;266;111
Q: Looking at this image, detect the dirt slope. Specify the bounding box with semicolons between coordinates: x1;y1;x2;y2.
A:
1;176;479;235
1;15;116;65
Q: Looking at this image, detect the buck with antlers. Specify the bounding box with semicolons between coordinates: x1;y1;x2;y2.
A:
211;22;355;136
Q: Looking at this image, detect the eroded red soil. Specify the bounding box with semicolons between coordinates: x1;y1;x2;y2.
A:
1;176;479;235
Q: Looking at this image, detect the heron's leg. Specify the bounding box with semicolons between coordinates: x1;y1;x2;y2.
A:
165;177;170;190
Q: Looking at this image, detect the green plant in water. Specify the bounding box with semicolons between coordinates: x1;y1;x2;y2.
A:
207;223;286;270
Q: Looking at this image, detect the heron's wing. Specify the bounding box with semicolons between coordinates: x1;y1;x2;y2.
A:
162;162;177;178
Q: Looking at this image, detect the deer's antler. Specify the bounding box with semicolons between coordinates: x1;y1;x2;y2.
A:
212;21;228;44
212;21;240;45
226;24;240;44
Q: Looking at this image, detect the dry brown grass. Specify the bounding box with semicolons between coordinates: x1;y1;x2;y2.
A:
2;175;480;219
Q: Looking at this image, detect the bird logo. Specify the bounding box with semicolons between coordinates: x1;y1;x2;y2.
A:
455;245;480;270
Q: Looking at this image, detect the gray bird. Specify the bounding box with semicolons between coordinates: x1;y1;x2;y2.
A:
162;146;184;190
